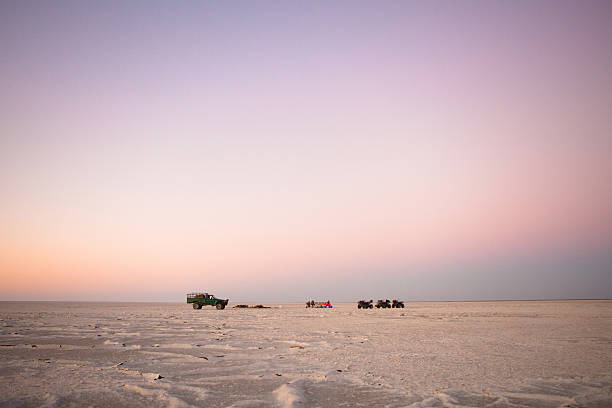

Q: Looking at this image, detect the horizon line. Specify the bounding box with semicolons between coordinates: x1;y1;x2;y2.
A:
1;298;611;304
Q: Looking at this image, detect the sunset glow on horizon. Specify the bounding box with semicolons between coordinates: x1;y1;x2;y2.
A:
1;1;611;301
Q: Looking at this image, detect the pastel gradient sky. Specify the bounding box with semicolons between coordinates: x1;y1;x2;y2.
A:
1;1;611;301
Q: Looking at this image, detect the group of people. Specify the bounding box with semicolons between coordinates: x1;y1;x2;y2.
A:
305;300;332;308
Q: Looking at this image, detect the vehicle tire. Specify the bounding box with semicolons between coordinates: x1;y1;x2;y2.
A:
216;303;224;310
357;304;362;309
193;303;202;310
369;304;373;309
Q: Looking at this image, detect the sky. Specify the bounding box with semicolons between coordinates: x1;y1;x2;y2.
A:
1;1;611;302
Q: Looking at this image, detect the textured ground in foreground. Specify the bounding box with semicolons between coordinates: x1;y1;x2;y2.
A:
1;300;611;407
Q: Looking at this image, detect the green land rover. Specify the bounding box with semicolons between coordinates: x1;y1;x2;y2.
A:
187;292;229;310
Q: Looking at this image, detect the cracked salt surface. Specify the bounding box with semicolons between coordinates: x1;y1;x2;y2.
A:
1;300;611;407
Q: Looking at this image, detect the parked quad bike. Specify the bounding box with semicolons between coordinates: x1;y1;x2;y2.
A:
357;300;374;309
376;299;392;309
392;299;405;308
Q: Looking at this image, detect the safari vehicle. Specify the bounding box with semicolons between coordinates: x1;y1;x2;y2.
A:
187;293;229;310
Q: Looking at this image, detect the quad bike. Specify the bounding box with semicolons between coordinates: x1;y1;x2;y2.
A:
357;300;374;309
375;299;392;309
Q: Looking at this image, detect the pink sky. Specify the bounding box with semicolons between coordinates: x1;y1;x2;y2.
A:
1;1;611;301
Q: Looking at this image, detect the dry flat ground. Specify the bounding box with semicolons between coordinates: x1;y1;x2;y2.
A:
1;300;611;407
